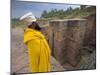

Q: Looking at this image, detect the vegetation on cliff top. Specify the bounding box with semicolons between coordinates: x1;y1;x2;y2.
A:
11;5;96;28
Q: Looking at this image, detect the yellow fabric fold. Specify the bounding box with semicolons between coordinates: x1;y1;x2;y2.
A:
24;28;51;72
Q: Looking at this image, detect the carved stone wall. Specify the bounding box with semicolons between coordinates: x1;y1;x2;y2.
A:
49;19;87;66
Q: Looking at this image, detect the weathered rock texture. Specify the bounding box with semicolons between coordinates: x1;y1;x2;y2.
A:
49;19;87;66
83;14;96;49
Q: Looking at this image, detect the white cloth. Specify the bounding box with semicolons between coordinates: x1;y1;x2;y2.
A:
20;12;37;26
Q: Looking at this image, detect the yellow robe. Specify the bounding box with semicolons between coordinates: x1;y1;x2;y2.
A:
24;28;51;72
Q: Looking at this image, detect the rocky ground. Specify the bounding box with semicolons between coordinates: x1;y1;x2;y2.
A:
11;27;96;74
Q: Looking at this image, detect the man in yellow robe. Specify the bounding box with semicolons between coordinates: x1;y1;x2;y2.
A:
20;12;51;72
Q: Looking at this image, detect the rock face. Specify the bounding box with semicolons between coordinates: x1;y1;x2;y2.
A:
49;19;87;66
83;14;96;49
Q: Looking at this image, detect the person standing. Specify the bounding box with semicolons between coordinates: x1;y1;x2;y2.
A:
20;12;51;72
